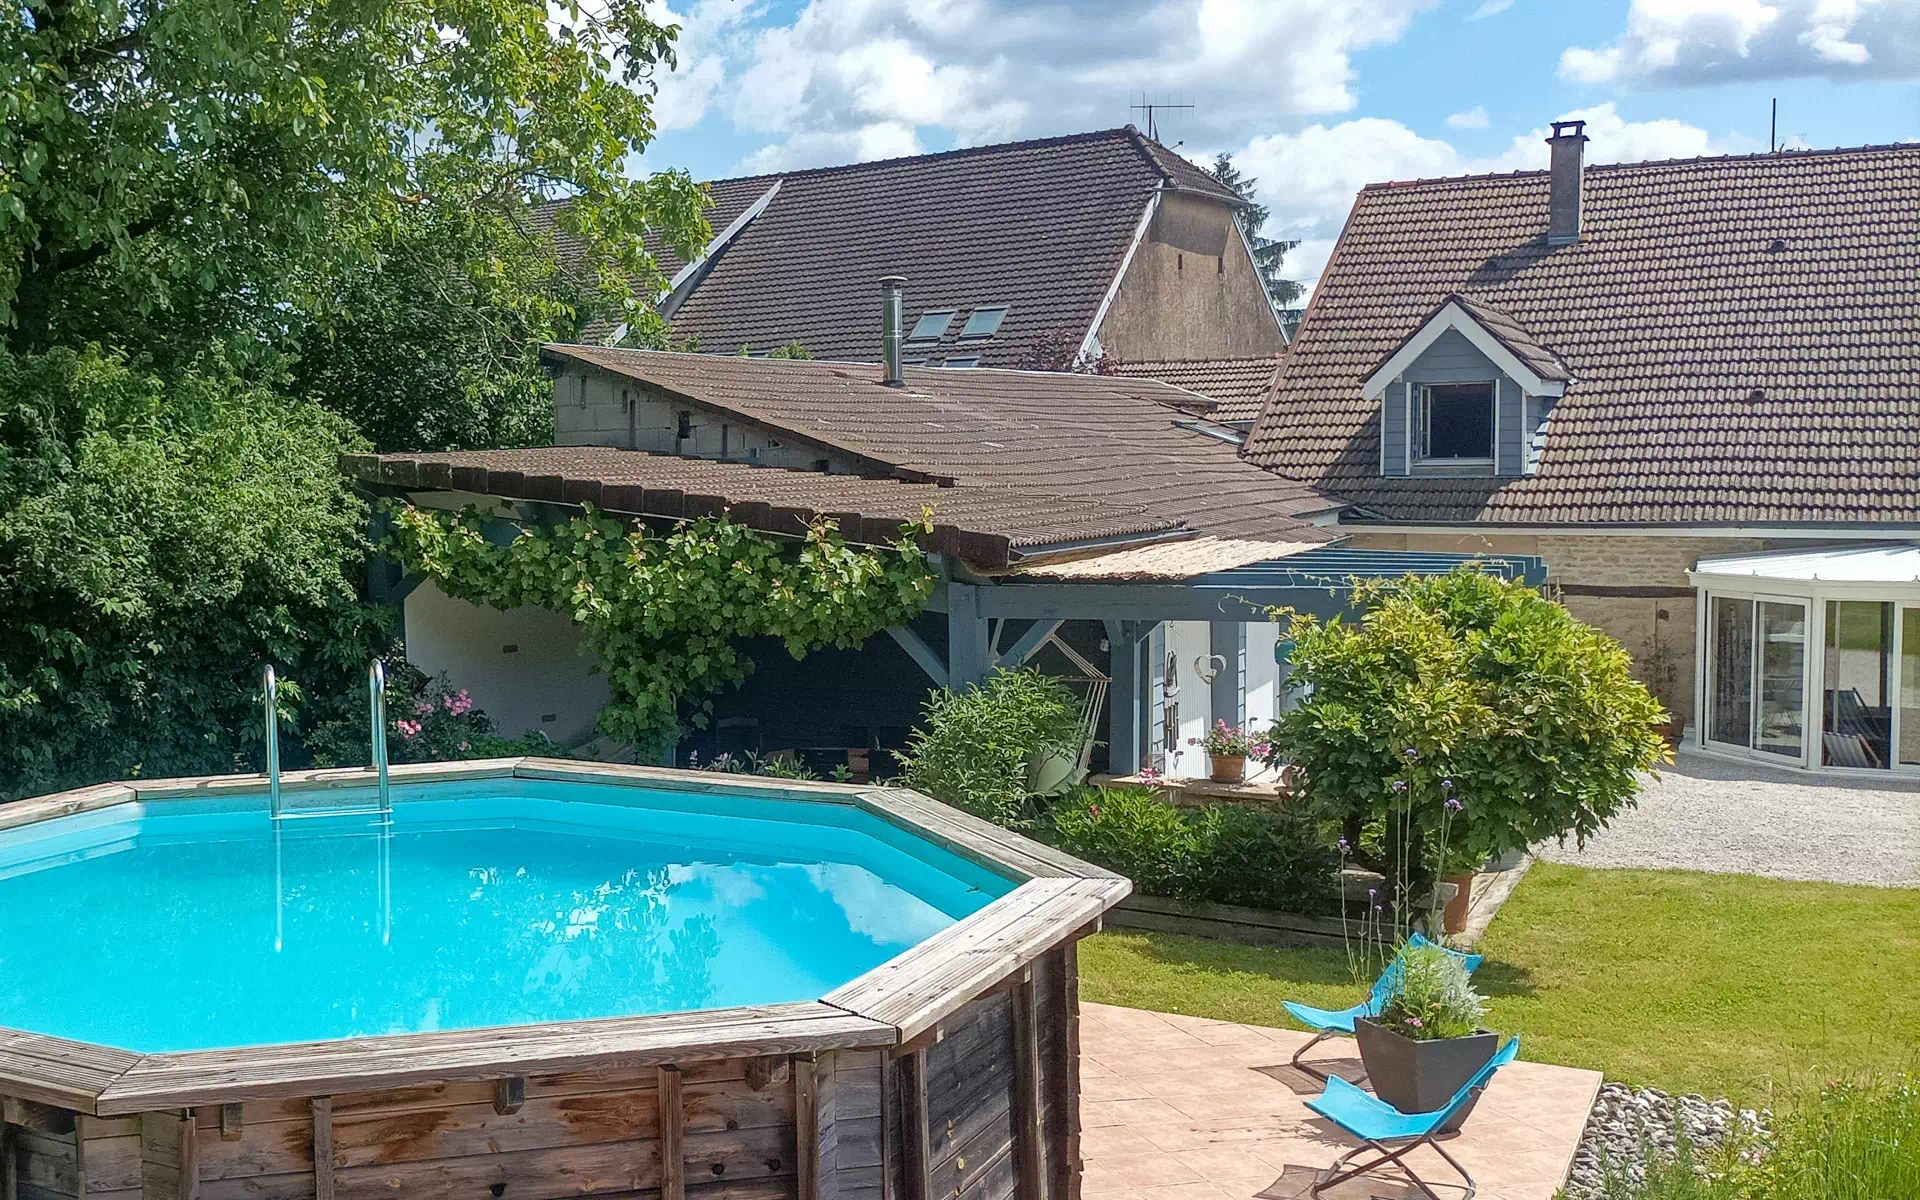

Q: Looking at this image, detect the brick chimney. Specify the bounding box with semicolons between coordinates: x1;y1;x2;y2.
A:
1546;119;1587;246
880;276;907;387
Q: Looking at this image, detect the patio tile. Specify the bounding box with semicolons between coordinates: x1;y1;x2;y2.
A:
1080;1004;1595;1200
1091;1152;1208;1188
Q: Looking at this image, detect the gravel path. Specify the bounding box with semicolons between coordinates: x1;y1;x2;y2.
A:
1535;748;1920;887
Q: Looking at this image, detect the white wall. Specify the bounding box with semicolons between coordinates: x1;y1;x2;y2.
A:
1159;620;1215;780
1245;622;1282;731
404;581;610;745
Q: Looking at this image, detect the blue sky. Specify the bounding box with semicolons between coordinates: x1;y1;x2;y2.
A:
633;0;1920;288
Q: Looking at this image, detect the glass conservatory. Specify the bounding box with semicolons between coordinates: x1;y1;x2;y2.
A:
1688;544;1920;773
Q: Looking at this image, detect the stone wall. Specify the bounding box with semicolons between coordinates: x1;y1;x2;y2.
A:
1095;191;1288;362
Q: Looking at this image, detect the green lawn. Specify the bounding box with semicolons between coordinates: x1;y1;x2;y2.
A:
1079;862;1920;1102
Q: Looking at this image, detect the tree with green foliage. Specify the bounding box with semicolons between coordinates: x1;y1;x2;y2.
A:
2;0;708;366
0;347;378;799
384;504;936;758
1271;569;1670;901
1211;153;1303;312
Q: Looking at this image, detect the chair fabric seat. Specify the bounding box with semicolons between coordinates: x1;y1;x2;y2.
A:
1282;1000;1369;1035
1306;1074;1446;1142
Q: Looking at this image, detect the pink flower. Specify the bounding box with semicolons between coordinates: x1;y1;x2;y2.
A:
395;719;422;739
1405;1016;1424;1029
445;690;473;716
1088;804;1101;818
458;741;470;752
414;701;434;717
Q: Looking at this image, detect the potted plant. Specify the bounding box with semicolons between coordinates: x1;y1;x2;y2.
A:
1191;721;1267;783
1354;942;1497;1127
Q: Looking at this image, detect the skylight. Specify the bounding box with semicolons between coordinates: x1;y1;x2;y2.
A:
961;306;1008;338
942;357;980;368
909;310;955;340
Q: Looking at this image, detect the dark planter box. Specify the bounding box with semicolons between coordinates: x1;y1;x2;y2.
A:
1354;1018;1498;1130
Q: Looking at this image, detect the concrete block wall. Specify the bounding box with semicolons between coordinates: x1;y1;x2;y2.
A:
552;369;858;472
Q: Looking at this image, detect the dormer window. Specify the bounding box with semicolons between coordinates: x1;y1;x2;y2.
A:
1418;383;1495;462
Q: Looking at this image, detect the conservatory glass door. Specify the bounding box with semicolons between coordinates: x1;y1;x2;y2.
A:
1706;595;1809;762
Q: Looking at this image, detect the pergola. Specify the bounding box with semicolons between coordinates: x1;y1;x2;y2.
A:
903;547;1549;771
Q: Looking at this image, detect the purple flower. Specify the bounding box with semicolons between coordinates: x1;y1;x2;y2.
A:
1401;746;1420;762
1391;779;1409;794
1337;837;1351;853
1445;796;1463;812
1368;887;1377;899
1440;777;1455;792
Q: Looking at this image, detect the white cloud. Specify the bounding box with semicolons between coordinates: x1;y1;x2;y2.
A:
645;0;764;131
1231;103;1757;299
713;0;1440;170
1561;0;1920;86
1446;106;1490;129
1468;0;1515;18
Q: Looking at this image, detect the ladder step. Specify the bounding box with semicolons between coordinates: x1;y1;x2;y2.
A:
273;807;395;822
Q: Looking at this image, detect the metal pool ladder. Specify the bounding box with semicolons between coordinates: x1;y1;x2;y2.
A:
266;661;394;823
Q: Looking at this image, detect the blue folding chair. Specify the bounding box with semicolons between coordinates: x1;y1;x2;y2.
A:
1281;933;1484;1083
1306;1035;1519;1200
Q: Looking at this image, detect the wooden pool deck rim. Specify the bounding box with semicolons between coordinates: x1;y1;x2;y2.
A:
0;758;1129;1118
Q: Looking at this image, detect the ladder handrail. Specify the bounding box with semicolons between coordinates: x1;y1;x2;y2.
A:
263;664;282;819
369;660;392;817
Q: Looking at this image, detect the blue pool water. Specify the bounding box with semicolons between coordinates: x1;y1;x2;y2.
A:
0;779;1012;1052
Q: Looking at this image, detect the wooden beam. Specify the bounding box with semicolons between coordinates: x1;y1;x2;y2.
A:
1011;973;1044;1200
899;1051;932;1200
947;583;991;691
179;1109;200;1200
218;1103;243;1142
1051;946;1083;1200
1106;622;1149;776
73;1113;87;1199
996;619;1064;669
310;1098;333;1200
795;1051;839;1200
494;1077;526;1115
658;1065;685;1200
885;625;949;688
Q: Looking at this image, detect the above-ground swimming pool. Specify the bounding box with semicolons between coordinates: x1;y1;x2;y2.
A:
0;759;1127;1200
0;777;1012;1052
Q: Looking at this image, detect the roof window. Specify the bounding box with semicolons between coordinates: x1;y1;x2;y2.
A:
909;310;955;340
960;306;1008;338
941;357;980;369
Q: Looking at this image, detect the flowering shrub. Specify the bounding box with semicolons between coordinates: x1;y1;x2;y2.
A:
307;659;551;767
1375;941;1486;1041
1190;720;1270;758
1272;569;1669;902
1051;788;1339;914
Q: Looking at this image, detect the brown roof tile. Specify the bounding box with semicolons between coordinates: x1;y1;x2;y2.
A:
1244;143;1920;526
1109;356;1284;423
542;345;1344;548
546;128;1237;365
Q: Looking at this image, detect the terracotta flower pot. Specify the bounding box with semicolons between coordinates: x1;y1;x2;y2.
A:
1208;754;1246;784
1441;871;1474;935
1354;1018;1499;1129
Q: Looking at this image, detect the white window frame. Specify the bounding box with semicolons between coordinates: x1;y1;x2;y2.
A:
1414;380;1497;465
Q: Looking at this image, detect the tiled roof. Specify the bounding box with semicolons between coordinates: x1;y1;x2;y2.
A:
1109;357;1284;423
345;447;1176;568
1244;143;1920;526
1442;295;1569;384
542;345;1344;548
541;128;1237;365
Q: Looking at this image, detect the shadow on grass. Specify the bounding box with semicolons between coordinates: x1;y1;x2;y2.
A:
1102;927;1541;999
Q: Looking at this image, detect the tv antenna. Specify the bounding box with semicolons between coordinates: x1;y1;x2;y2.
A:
1130;93;1194;143
1770;97;1777;152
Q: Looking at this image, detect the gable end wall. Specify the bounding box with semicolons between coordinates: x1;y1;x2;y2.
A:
1095;192;1287;361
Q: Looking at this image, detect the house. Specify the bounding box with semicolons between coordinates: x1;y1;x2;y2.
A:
536;127;1288;368
351;294;1544;779
1243;121;1920;774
